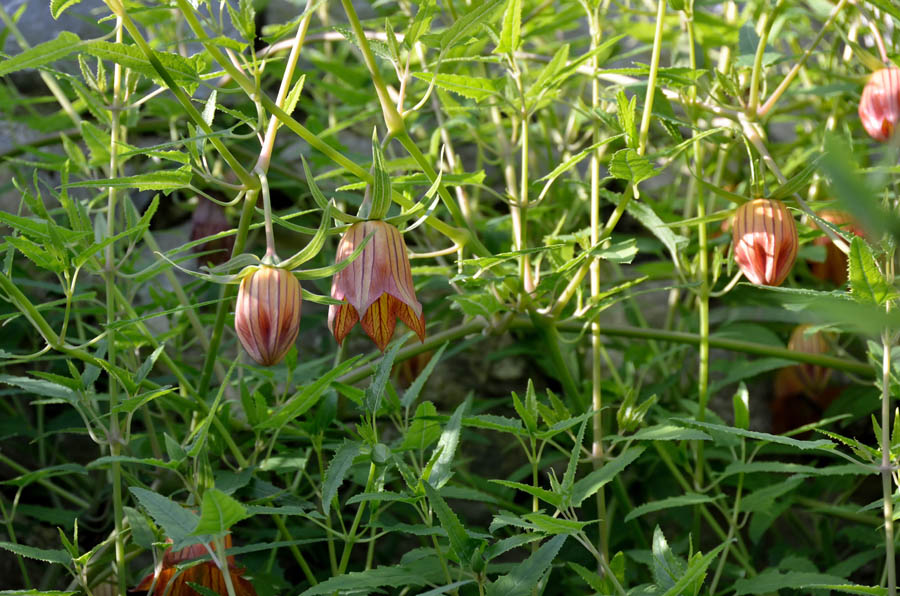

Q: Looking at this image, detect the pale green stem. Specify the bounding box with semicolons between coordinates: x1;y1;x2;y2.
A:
106;19;127;595
757;0;848;117
256;8;313;173
887;228;898;596
273;515;318;585
586;2;608;567
104;0;258;190
337;462;378;574
881;322;896;594
685;3;710;508
708;442;745;595
172;0;472;250
746;1;781;116
637;0;667;156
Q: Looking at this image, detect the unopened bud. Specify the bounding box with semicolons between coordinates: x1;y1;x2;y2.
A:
235;266;301;366
786;325;831;397
732;198;798;287
859;67;900;142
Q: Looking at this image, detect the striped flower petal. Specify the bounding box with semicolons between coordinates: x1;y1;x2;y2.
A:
132;536;258;596
234;266;302;366
859;67;900;142
328;221;425;351
732;198;798;287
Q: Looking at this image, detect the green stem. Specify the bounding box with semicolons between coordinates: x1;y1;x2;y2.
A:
756;0;848;117
338;0;405;135
337;461;378;574
106;19;127;595
273;515;318;586
746;1;781;116
107;0;258;190
197;189;259;400
171;0;473;251
637;0;667;156
685;3;711;533
881;326;897;595
532;313;584;411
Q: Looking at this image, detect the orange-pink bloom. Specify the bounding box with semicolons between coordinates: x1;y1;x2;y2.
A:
859;67;900;142
132;536;257;596
234;266;301;366
328;220;425;351
732;198;798;287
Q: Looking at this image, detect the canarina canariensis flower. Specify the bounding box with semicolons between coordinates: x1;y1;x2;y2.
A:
328;220;425;351
132;535;257;596
732;198;798;287
235;266;301;366
859;67;900;142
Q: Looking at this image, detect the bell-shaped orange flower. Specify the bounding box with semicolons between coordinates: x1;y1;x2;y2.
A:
809;209;865;286
328;220;425;351
234;265;301;366
859;67;900;142
132;536;257;596
732;198;798;287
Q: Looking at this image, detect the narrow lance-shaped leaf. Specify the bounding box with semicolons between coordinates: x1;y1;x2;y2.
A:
849;236;895;306
0;32;81;77
428;397;469;489
322;440;361;515
423;482;476;566
487;535;567;596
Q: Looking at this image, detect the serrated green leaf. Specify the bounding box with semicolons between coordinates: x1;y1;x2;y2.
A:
192;488;247;536
299;564;428;595
424;482;475;565
849;236;895;305
129;487;199;549
609;148;658;184
0;32;80;77
734;569;863;595
487;535;567;596
440;0;503;52
0;542;70;565
495;0;522;54
66;167;193;193
571;447;643;507
412;72;500;102
428;397;468;489
83;42;205;93
50;0;82;18
322;440;361;515
624;493;721;523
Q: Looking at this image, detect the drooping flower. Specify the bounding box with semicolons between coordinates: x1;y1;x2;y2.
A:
132;536;257;596
732;198;798;286
859;67;900;142
328;220;425;351
809;209;865;286
772;326;840;436
234;265;301;366
786;324;832;397
191;199;234;266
